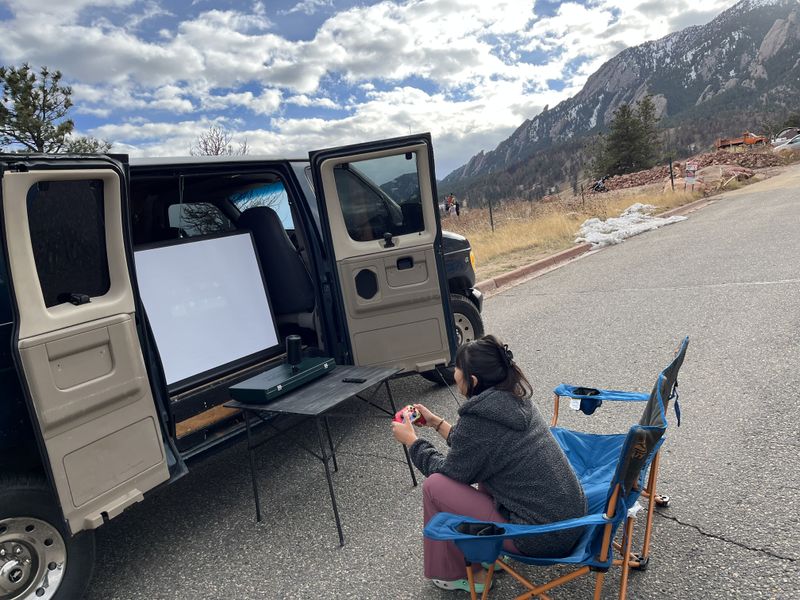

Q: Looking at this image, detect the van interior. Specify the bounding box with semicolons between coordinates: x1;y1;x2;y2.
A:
129;171;324;454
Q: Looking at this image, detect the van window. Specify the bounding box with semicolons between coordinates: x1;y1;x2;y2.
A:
332;152;423;242
168;202;235;237
230;182;294;229
26;180;111;308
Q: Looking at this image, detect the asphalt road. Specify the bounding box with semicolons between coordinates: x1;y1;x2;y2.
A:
85;164;800;599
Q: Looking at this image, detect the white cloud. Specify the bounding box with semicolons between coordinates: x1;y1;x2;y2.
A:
125;1;173;31
280;0;333;16
200;89;283;115
286;94;340;109
0;0;743;172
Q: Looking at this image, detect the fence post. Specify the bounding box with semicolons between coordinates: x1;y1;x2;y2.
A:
488;197;495;232
669;157;675;191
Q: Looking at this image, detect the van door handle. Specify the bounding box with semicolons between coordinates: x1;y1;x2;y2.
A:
396;257;414;270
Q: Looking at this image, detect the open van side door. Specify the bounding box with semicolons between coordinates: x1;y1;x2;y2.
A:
0;157;170;534
309;134;457;372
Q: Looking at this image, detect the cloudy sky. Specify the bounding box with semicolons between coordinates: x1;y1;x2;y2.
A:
0;0;740;176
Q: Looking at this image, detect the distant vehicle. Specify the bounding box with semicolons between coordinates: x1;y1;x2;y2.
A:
772;134;800;152
772;127;800;147
715;132;768;150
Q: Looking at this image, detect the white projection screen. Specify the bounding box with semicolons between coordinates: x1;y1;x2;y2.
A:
134;233;280;391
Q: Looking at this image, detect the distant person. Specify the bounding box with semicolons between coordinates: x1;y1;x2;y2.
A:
454;199;460;217
391;335;587;593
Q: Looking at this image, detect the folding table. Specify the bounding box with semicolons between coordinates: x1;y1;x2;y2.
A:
225;365;416;546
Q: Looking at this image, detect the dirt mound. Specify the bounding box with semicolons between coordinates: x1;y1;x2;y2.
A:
602;166;672;191
597;150;785;192
685;150;784;170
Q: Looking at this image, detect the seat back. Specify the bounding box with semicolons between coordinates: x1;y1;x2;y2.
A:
238;206;315;316
608;336;689;511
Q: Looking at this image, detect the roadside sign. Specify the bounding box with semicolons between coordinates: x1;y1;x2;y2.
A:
685;161;698;186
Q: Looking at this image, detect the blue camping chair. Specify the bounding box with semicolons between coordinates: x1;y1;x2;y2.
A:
424;337;688;600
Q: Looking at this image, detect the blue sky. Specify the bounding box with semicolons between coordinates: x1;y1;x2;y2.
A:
0;0;740;175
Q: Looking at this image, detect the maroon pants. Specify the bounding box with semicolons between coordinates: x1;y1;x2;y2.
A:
423;473;519;580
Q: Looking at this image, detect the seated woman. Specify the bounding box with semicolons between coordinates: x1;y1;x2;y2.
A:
392;335;587;593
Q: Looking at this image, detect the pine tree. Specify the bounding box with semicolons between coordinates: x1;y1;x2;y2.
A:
0;64;74;152
595;104;639;176
593;96;661;177
64;136;112;154
635;95;660;165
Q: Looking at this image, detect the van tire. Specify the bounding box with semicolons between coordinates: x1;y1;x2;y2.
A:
0;475;95;600
448;294;484;346
420;294;484;386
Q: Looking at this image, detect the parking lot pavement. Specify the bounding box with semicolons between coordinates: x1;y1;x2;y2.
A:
86;168;800;599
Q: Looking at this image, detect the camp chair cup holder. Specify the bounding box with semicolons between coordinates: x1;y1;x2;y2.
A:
456;522;506;537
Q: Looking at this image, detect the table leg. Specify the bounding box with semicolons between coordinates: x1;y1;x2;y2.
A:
385;381;418;487
316;417;345;546
324;416;338;472
245;411;262;522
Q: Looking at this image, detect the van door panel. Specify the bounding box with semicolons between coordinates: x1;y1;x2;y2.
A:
1;167;169;534
309;135;457;372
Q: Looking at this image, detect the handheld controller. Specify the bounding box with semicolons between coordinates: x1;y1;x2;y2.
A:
393;404;426;426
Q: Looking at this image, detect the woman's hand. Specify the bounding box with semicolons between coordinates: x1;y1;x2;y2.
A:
413;404;440;428
392;411;418;446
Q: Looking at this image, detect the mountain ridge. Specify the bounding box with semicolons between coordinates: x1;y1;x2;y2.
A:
442;0;800;203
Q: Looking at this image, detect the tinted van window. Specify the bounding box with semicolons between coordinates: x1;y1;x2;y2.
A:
333;153;423;242
27;180;111;307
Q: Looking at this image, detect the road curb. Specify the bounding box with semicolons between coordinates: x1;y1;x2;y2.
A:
474;195;719;295
658;196;716;218
475;243;592;293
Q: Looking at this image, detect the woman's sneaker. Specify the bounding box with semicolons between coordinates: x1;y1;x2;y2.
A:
431;578;491;593
481;554;511;574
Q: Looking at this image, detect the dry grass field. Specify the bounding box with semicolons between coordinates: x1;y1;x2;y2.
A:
442;186;702;281
443;150;800;282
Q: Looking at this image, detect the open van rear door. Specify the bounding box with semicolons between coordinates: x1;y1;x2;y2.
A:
309;134;457;372
0;157;170;534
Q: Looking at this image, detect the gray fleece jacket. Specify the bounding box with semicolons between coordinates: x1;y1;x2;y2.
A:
409;387;587;557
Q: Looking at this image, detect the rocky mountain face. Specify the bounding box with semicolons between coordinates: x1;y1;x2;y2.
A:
443;0;800;201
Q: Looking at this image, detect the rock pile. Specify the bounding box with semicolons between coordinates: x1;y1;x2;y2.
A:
685;150;784;169
600;166;672;191
595;150;785;193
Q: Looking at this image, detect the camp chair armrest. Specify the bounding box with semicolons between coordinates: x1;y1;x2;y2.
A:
424;511;610;543
553;384;649;402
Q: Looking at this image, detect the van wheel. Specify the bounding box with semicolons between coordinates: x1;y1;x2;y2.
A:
420;294;485;386
449;294;484;346
0;476;95;600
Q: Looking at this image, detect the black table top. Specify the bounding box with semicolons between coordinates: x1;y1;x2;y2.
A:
224;365;403;416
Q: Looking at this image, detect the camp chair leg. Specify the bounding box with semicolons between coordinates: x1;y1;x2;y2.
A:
619;516;635;600
501;561;540;596
592;572;606;600
466;564;478;600
551;393;561;427
515;567;590;600
482;564;496;600
640;451;662;563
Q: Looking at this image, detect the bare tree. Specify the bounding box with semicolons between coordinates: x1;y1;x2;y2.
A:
190;125;249;156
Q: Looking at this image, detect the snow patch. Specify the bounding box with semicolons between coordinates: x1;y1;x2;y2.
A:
575;204;687;248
